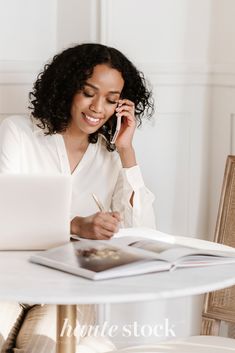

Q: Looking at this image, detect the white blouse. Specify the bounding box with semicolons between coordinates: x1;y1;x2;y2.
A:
0;115;156;228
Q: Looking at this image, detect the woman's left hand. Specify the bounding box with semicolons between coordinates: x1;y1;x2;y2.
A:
114;99;136;150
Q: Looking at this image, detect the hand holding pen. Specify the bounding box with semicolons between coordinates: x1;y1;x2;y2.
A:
70;194;121;240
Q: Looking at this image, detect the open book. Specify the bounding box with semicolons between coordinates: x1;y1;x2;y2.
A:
29;228;235;280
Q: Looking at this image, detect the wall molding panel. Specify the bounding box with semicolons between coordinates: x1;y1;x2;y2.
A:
0;60;43;84
1;60;235;87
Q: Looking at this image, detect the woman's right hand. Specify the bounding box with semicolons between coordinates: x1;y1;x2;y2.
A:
70;212;121;240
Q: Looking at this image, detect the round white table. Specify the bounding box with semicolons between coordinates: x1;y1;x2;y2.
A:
2;251;235;353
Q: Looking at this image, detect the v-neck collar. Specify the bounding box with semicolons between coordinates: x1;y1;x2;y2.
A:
54;134;95;175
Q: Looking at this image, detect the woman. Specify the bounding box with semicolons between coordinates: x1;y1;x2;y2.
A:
0;43;156;353
0;43;156;236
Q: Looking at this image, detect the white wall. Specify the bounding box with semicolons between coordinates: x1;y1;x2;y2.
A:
98;0;213;237
206;0;235;240
100;0;212;65
0;0;57;61
0;0;57;122
1;0;235;348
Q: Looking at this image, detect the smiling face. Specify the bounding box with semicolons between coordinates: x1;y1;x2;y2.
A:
69;64;124;137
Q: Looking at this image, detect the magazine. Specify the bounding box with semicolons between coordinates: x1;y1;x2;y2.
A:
29;228;235;280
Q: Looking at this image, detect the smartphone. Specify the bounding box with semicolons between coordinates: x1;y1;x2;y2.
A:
111;114;122;144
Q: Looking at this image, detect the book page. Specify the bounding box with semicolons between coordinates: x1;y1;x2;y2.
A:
111;236;235;263
175;255;235;268
128;239;178;253
113;228;175;244
71;241;151;273
157;247;235;263
129;240;204;262
112;228;235;253
110;235;175;249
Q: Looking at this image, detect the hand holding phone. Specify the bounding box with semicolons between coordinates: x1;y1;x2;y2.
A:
111;114;122;144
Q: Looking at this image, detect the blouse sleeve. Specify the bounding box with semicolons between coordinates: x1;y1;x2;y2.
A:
0;118;21;173
111;165;156;229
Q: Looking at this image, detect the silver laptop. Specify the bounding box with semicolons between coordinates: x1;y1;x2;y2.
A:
0;174;72;250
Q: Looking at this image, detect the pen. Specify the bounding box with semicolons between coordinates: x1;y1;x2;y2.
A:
92;193;105;212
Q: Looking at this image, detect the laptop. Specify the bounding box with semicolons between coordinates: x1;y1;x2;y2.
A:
0;174;72;250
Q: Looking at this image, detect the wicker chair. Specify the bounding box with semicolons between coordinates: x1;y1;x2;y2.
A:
111;155;235;352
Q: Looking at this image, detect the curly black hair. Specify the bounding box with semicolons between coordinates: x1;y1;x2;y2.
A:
29;43;154;151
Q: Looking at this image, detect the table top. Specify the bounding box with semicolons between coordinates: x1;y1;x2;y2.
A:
1;251;235;305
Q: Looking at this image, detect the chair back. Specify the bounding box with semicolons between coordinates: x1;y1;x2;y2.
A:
201;155;235;336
